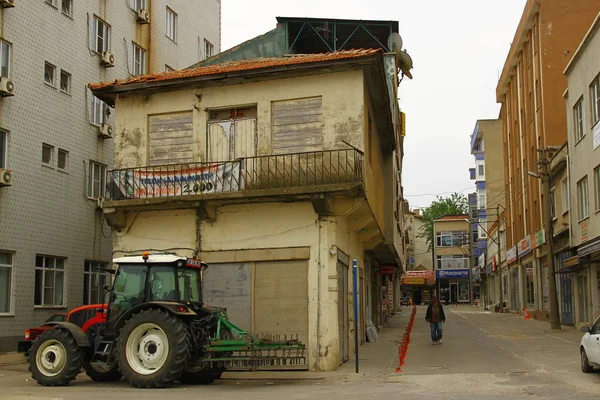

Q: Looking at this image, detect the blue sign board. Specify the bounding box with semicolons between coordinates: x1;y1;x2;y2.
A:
436;269;470;279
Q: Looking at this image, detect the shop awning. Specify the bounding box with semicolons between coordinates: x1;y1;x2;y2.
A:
578;236;600;257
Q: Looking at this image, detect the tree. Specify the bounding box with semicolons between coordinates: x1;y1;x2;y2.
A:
417;193;469;251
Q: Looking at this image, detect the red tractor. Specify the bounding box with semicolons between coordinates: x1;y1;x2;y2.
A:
27;253;306;388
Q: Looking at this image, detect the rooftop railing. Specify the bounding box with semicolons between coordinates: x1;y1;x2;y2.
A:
105;149;363;201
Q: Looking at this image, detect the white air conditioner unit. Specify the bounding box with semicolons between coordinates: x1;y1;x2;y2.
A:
0;0;15;9
100;51;115;68
0;168;12;186
0;77;15;96
136;9;149;24
98;123;113;139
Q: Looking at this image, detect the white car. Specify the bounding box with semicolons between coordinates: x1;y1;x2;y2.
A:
580;315;600;373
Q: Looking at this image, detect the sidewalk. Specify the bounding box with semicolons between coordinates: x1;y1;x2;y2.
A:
0;352;26;367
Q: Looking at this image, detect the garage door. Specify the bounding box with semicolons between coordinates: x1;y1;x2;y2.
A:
254;260;308;369
202;263;252;332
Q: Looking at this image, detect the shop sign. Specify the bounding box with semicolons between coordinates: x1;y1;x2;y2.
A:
478;253;485;269
517;235;531;257
526;267;534;276
388;285;393;310
581;221;589;243
380;266;395;275
578;236;600;257
531;229;545;248
406;270;434;279
436;269;470;279
506;246;518;264
402;277;426;285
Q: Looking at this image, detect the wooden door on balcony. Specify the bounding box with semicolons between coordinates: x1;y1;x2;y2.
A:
207;107;257;162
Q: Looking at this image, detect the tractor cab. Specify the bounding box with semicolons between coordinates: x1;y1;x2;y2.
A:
106;253;207;331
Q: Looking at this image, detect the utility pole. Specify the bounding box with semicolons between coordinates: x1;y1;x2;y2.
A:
497;205;503;313
539;149;561;330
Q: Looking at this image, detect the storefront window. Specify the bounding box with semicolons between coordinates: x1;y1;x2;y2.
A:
524;263;534;305
459;280;469;302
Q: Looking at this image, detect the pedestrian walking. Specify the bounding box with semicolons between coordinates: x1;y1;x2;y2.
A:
425;296;446;345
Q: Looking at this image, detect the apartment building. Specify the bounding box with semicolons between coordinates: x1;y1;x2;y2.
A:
469;119;504;306
433;215;471;304
563;12;600;328
402;208;434;305
89;18;409;370
495;0;600;316
0;0;220;352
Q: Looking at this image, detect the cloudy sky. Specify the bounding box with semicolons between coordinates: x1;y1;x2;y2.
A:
220;0;526;209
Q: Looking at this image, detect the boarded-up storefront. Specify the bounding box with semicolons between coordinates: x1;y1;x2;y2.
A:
148;112;193;165
202;260;309;369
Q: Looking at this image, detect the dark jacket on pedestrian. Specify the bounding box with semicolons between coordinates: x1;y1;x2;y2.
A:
425;303;446;323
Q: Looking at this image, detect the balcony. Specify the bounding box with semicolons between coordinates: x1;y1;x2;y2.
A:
104;149;364;208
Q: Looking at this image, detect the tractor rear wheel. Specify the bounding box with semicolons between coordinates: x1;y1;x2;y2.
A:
117;309;189;388
28;328;84;386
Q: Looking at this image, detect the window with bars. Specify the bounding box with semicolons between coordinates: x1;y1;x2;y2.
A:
34;255;65;307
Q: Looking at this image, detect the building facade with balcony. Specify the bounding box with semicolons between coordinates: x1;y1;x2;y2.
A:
432;215;471;304
563;11;600;328
90;43;406;370
495;0;600;316
0;1;220;351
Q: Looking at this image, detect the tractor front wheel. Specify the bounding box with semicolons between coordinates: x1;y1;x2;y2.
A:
117;309;189;388
28;328;84;386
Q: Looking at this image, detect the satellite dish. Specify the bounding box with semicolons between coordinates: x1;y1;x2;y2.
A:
399;50;414;79
387;32;403;53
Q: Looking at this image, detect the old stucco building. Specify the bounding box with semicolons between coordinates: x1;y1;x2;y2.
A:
90;39;409;370
0;0;220;351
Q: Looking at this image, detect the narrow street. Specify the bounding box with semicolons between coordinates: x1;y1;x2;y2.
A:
1;306;598;400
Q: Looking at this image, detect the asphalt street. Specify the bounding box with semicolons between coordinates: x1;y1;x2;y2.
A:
0;306;598;399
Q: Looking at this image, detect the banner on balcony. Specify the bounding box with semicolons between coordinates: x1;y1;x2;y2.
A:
112;162;242;199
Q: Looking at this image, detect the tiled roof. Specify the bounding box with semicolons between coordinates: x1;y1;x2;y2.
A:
435;215;469;221
89;48;382;91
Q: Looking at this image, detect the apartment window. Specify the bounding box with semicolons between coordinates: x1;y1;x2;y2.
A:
436;231;468;247
561;178;569;213
83;261;110;305
134;0;147;11
574;97;585;142
478;190;486;209
60;70;71;94
0;251;12;314
131;43;146;75
437;255;468;270
165;65;174;72
0;40;10;78
550;187;556;220
44;62;56;87
592;75;600;125
57;149;68;171
577;176;589;221
34;255;65;307
91;95;109;126
166;7;177;42
93;17;111;53
61;0;73;17
595;167;600;212
0;130;6;168
204;39;213;59
88;161;106;199
45;0;57;7
478;165;484;176
42;143;54;166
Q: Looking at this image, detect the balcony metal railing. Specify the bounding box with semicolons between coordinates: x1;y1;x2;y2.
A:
105;149;363;201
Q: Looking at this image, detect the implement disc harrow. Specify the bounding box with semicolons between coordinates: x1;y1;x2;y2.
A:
202;309;307;371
